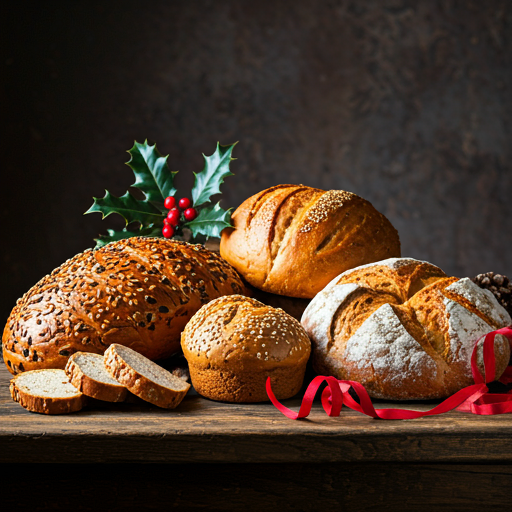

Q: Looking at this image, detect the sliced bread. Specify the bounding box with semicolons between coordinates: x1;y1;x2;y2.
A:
10;369;85;414
65;352;127;402
104;344;190;409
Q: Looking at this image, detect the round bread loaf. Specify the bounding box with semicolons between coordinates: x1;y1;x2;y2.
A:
181;295;311;402
3;237;247;375
220;184;401;298
301;258;512;400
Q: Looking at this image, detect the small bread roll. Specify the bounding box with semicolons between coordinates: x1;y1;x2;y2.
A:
65;352;127;402
220;185;400;298
181;295;311;402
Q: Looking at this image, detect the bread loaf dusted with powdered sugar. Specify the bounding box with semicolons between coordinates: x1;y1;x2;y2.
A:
301;258;511;400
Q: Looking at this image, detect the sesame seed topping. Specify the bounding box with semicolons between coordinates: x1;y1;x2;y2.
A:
299;190;355;233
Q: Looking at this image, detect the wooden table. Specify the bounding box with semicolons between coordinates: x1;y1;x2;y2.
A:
2;362;512;511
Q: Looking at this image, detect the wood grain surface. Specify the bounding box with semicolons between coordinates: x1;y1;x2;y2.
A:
2;361;512;465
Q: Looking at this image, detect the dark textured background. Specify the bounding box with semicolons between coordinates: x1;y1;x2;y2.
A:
2;0;512;322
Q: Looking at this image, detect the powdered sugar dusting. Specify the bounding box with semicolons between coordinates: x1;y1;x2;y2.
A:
303;257;511;398
379;258;432;270
443;297;508;373
343;303;437;379
446;278;511;326
301;283;360;351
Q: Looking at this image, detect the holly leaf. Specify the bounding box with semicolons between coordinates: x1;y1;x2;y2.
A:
127;140;177;210
85;190;163;227
93;225;162;248
184;202;232;238
86;140;236;246
191;142;237;206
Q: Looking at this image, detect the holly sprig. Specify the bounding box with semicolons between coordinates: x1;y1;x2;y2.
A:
85;141;236;248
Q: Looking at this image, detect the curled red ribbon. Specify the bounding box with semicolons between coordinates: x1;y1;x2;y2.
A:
266;326;512;420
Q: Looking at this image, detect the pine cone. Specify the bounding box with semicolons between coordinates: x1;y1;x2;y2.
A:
471;272;512;318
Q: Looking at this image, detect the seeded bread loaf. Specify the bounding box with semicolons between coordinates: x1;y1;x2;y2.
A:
3;237;247;375
65;352;127;402
301;258;512;400
10;369;86;414
104;343;190;408
220;185;401;298
181;295;311;402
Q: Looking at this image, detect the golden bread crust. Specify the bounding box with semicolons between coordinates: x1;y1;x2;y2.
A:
3;238;247;375
220;185;401;298
181;295;311;402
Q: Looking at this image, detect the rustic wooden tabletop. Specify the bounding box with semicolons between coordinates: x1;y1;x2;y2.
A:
2;360;512;464
2;360;512;510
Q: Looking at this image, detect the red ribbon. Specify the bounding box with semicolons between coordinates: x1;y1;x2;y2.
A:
267;326;512;420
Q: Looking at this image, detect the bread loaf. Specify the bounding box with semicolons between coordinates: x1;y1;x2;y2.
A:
220;185;401;298
3;237;247;375
301;258;511;400
181;295;311;402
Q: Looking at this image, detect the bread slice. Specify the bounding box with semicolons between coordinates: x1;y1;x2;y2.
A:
104;344;190;409
10;369;85;414
65;352;127;402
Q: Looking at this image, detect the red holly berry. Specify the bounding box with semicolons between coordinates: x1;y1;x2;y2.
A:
183;207;198;221
163;218;171;226
166;208;180;225
162;225;174;239
164;196;176;209
178;197;191;209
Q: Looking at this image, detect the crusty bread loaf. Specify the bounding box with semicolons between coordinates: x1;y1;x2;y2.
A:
3;237;247;375
220;185;401;298
10;369;86;414
65;352;127;402
181;295;311;402
301;258;512;400
104;343;190;409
